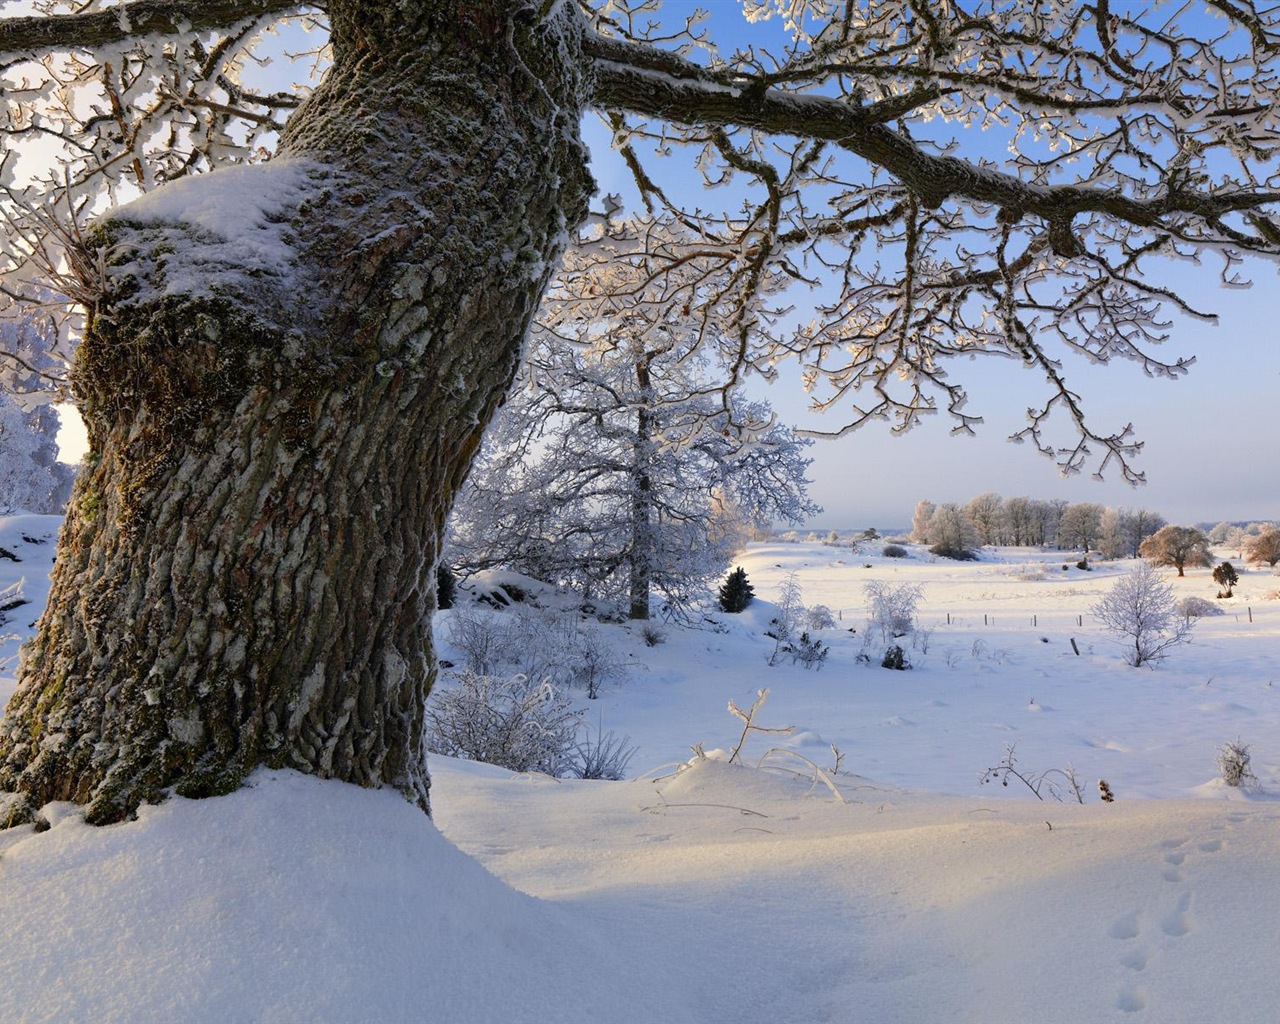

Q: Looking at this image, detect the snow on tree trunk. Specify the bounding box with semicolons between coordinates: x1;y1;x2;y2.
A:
628;358;655;621
0;0;592;826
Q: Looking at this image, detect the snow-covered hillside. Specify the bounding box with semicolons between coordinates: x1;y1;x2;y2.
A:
1;526;1278;1022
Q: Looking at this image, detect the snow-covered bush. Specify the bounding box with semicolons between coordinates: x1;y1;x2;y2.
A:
1177;596;1224;619
569;622;630;699
1216;739;1257;788
806;604;837;631
863;580;923;644
445;601;628;697
882;544;908;558
767;572;808;666
1091;562;1194;667
445;602;508;677
426;671;582;776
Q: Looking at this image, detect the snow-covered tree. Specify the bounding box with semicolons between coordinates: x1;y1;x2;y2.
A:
1002;496;1035;547
1244;528;1280;568
1140;526;1213;578
910;500;937;544
1091;562;1194;668
927;504;979;560
6;1;1280;822
964;492;1005;547
0;319;75;514
1057;502;1105;553
1120;508;1167;559
0;396;69;514
448;286;818;619
1096;507;1126;561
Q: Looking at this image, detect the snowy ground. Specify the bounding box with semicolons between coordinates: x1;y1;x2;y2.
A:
1;525;1278;1022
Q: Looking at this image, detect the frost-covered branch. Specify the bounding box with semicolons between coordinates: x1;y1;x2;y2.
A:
580;1;1280;480
0;0;308;57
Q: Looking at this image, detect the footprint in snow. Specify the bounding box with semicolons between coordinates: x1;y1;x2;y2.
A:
1161;892;1193;938
1116;986;1148;1013
1108;910;1140;940
1120;949;1147;972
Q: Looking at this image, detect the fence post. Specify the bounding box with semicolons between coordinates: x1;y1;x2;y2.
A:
1070;638;1080;656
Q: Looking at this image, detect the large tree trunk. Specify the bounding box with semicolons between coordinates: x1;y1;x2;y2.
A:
0;0;592;826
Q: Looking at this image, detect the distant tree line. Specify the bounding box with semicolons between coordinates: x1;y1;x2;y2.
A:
909;493;1280;568
910;493;1167;558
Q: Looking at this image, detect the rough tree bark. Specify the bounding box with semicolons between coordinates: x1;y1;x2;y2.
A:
627;355;655;622
0;0;592;825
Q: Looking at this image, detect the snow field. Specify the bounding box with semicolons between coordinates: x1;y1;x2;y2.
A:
562;542;1280;801
2;528;1279;1021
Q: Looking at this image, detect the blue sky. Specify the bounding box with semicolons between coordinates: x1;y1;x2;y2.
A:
582;1;1280;529
47;2;1280;529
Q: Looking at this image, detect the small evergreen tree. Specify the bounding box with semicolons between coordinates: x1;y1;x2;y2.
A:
1213;561;1239;598
718;567;755;613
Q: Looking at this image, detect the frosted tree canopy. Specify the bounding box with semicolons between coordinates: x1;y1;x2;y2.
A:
5;0;1280;481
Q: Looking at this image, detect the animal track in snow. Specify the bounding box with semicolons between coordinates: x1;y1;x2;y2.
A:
1120;949;1147;972
1109;911;1140;940
1160;892;1193;938
1116;986;1148;1013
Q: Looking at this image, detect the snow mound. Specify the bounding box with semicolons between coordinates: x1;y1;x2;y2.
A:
0;770;696;1024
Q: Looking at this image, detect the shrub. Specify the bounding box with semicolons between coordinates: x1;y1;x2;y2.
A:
1213;561;1240;598
766;573;812;667
930;543;977;561
570;621;630;699
445;602;509;677
806;604;837;631
641;624;665;647
436;563;456;610
571;727;639;780
426;670;582;775
864;580;923;644
882;544;908;558
718;566;755;613
789;631;829;670
445;602;628;697
881;644;909;670
1216;739;1257;788
1091;561;1194;667
1177;596;1224;618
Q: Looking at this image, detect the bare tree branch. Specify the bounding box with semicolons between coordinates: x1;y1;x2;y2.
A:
586;34;1280;248
0;0;309;57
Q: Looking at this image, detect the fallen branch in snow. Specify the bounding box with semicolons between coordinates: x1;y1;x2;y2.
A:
641;795;769;818
756;748;847;804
